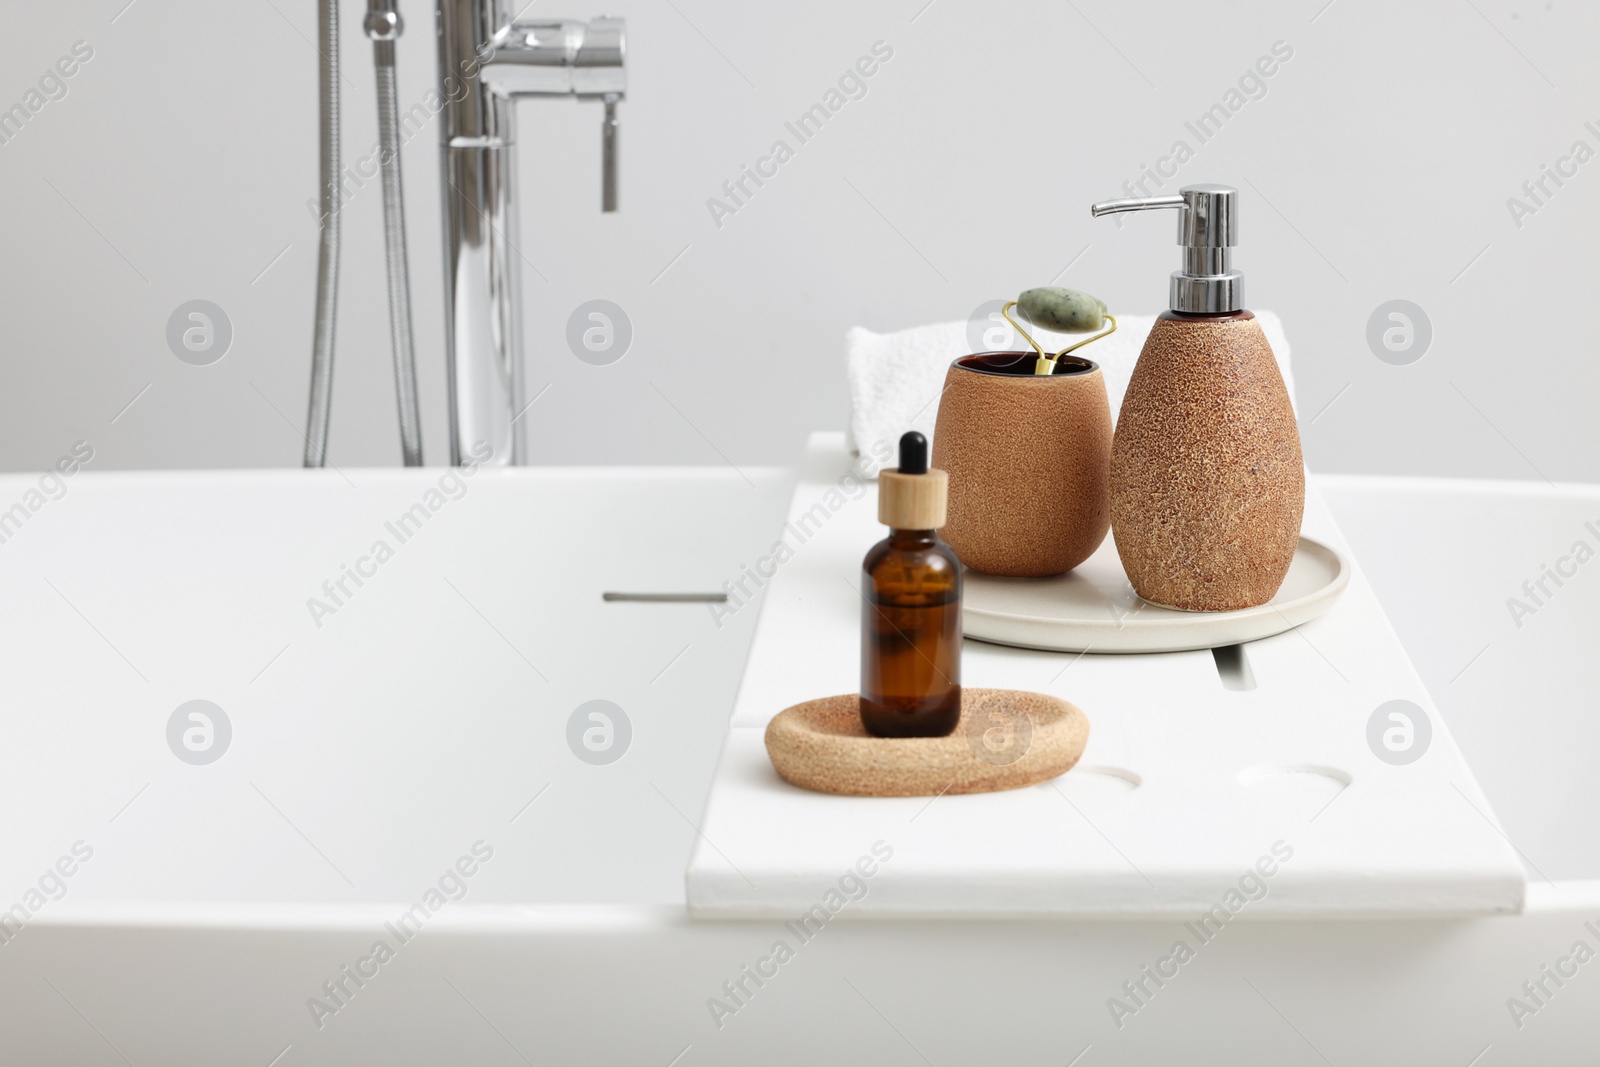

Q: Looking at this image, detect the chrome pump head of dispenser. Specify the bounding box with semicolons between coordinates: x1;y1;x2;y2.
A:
1090;184;1242;314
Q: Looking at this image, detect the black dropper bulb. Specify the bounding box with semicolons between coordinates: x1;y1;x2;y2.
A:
898;431;928;475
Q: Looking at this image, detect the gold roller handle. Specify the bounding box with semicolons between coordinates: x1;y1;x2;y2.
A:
1000;302;1118;376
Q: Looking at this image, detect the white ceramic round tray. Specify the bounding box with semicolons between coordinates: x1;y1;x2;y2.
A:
962;535;1350;654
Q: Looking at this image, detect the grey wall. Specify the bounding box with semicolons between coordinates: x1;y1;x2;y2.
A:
1;0;1595;480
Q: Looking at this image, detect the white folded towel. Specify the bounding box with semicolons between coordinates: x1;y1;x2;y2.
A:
845;311;1297;478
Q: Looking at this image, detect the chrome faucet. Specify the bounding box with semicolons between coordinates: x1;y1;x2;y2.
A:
436;6;626;465
300;2;622;470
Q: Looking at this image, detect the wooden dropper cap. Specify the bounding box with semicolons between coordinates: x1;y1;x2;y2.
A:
878;431;948;530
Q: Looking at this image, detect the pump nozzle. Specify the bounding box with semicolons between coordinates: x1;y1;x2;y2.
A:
1090;184;1243;314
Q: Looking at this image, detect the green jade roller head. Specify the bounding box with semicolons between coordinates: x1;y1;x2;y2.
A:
1001;287;1118;375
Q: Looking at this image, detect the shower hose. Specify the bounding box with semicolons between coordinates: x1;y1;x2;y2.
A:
305;0;424;468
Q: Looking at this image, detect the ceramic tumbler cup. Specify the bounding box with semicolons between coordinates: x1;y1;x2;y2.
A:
931;352;1112;577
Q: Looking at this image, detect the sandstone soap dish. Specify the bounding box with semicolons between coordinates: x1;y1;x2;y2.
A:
764;688;1089;797
963;535;1349;654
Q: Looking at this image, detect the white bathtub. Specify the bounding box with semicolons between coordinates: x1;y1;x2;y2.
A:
2;470;1596;1065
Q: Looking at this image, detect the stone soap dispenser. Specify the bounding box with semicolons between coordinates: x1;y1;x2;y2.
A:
860;432;961;738
1090;184;1304;611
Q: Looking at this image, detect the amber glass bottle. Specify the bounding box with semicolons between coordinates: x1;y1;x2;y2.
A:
860;432;962;738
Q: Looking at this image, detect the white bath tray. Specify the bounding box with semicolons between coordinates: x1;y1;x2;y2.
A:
686;434;1526;919
963;535;1349;653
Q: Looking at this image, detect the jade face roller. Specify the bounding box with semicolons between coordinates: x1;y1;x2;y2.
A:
999;287;1119;375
